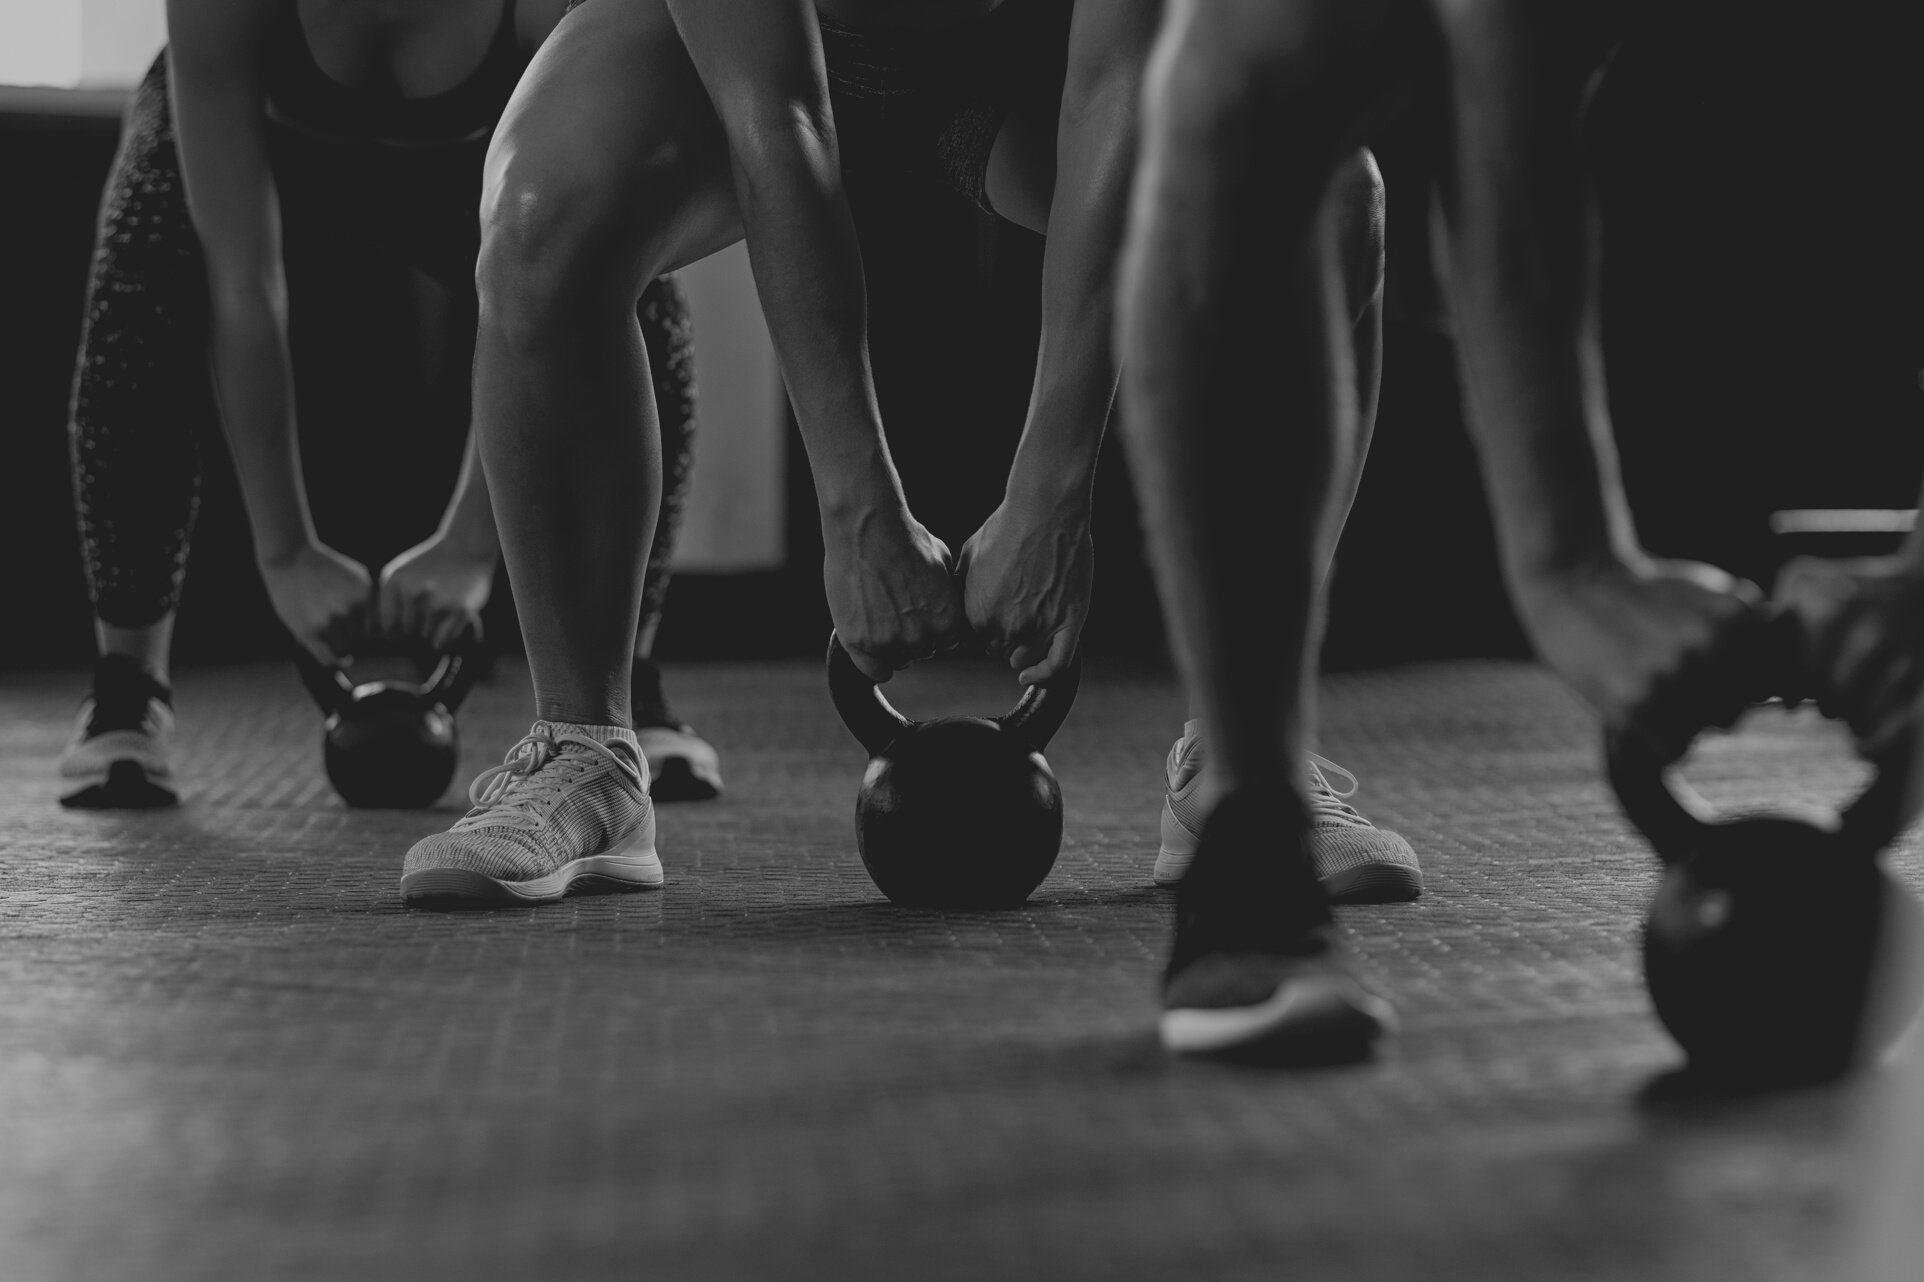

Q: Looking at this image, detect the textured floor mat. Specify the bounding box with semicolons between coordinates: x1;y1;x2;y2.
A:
0;659;1915;1281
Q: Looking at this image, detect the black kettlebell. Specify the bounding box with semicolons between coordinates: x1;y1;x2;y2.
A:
295;643;481;808
828;633;1080;909
1607;614;1924;1086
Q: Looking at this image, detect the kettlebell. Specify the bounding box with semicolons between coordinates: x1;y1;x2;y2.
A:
1606;613;1924;1086
295;643;481;809
828;633;1080;909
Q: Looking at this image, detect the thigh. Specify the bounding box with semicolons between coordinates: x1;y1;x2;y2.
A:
484;0;742;284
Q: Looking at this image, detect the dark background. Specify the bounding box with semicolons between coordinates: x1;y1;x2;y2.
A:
3;4;1919;676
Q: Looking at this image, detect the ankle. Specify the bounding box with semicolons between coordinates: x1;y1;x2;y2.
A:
93;652;172;707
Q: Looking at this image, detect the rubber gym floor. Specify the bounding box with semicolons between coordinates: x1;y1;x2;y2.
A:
2;657;1916;1281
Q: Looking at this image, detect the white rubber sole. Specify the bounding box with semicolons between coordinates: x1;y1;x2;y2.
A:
401;835;664;909
1161;972;1396;1057
58;731;175;787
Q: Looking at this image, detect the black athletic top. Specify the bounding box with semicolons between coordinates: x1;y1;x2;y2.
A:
258;0;528;290
263;0;527;148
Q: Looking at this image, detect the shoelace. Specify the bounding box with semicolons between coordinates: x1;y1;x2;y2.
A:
1171;735;1372;828
1305;753;1368;826
456;728;637;831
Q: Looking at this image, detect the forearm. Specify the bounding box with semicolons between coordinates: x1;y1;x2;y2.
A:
1439;7;1637;588
204;290;316;563
1008;14;1152;508
729;133;907;527
435;431;504;557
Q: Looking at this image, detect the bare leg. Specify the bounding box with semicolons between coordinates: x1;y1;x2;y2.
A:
1117;0;1404;1055
1119;0;1392;835
475;0;740;729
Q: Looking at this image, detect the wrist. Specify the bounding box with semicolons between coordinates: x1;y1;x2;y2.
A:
814;451;908;533
434;516;501;561
254;527;318;569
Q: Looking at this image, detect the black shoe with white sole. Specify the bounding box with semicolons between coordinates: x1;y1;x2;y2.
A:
632;657;723;802
58;655;179;810
1160;794;1394;1061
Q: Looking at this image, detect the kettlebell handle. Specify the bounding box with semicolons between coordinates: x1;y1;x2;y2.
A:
420;640;483;713
825;633;1081;756
292;638;484;717
1604;610;1915;865
293;645;357;716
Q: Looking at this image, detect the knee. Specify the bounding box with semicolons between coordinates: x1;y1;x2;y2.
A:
1145;0;1391;140
476;148;700;349
477;173;623;349
1325;148;1387;322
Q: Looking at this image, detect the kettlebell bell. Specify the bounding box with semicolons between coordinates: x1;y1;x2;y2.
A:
828;633;1080;909
295;643;481;808
1606;613;1924;1086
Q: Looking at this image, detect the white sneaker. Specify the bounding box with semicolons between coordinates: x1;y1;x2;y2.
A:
1155;723;1423;903
58;657;178;809
401;721;662;908
635;725;724;802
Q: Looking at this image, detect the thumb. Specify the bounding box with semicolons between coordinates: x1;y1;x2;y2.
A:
1017;628;1078;687
846;644;894;684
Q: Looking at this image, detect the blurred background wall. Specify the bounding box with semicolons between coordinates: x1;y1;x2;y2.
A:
4;1;1920;674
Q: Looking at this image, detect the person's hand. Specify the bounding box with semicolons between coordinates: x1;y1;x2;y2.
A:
1513;552;1765;760
375;533;497;651
259;540;373;667
1774;554;1924;757
956;497;1093;685
823;505;967;681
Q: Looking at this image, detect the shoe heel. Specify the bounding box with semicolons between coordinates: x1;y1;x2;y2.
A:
582;820;664;888
1155;799;1198;885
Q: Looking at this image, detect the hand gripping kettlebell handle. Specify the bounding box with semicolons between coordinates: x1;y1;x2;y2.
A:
997;655;1081;752
1605;609;1916;866
826;633;916;756
293;645;356;717
825;631;1082;756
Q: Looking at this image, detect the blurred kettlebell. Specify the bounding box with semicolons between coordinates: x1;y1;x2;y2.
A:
828;633;1080;909
295;642;481;808
1607;612;1924;1087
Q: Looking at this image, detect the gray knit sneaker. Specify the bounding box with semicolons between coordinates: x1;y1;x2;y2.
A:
1156;723;1422;903
401;721;662;908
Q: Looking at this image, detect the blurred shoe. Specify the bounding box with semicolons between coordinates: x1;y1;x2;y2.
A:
632;657;723;802
401;721;661;908
58;655;178;809
1156;723;1421;903
1160;795;1394;1060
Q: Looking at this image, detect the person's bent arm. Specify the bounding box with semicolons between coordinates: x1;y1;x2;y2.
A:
1433;0;1760;755
960;0;1160;683
166;0;370;663
666;0;963;679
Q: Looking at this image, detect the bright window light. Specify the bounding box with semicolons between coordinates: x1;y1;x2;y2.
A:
0;5;85;89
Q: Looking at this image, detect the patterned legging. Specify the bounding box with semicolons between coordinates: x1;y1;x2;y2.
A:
69;56;696;637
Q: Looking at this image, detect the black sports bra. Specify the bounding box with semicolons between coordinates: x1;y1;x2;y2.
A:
264;0;527;148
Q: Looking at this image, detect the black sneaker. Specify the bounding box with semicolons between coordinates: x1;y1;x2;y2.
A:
1160;794;1393;1060
58;655;179;809
631;657;723;802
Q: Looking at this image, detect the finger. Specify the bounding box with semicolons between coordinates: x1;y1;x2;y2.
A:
1017;629;1077;686
1854;650;1921;755
432;608;472;653
847;645;894;684
302;630;342;670
1826;606;1888;703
